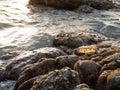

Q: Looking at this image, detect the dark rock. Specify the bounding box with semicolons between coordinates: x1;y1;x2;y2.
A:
29;0;115;10
98;53;120;66
97;69;120;90
53;32;83;48
14;58;57;90
106;69;120;90
75;5;94;13
57;46;74;55
56;55;80;69
96;70;111;90
14;55;80;90
74;60;100;87
0;80;16;90
53;32;108;48
0;47;66;81
101;60;120;72
29;0;81;10
17;67;80;90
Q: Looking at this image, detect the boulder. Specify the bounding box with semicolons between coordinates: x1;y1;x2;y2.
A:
74;60;100;87
14;55;80;90
97;69;120;90
0;47;66;81
29;0;115;10
106;69;120;90
100;60;120;72
96;70;111;90
17;67;80;90
53;32;108;48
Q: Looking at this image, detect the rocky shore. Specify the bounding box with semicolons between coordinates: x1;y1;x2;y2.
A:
0;31;120;90
0;0;120;90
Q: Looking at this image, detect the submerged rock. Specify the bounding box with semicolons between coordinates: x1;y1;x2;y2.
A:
29;0;115;10
0;80;16;90
17;67;80;90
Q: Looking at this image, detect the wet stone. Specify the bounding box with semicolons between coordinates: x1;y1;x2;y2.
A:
17;67;80;90
0;47;66;81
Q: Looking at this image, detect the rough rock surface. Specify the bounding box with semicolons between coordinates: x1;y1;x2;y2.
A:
0;47;66;81
97;69;120;90
29;0;115;10
17;67;80;90
53;32;108;48
74;60;100;87
14;55;80;90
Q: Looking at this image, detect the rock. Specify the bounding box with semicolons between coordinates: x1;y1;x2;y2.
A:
101;60;120;72
74;60;100;87
0;80;16;90
75;5;94;13
56;55;80;69
53;32;107;48
75;45;97;56
14;58;57;90
97;69;120;90
0;47;66;81
98;53;120;66
96;70;111;90
29;0;115;10
106;68;120;90
53;32;83;48
14;55;80;90
57;46;74;55
17;67;80;90
29;0;81;10
74;83;93;90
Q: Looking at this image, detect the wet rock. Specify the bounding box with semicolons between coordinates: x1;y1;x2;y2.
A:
0;51;21;60
0;80;16;90
98;53;120;66
97;69;120;90
75;5;94;13
14;58;57;90
106;68;120;90
29;0;115;10
17;67;80;90
75;45;97;56
96;70;111;90
74;60;100;87
53;32;108;48
101;60;120;72
53;32;83;48
14;55;80;90
1;47;66;81
57;46;74;55
74;83;93;90
29;0;81;10
56;55;80;69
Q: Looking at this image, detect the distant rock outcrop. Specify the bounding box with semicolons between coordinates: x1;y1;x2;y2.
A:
29;0;115;10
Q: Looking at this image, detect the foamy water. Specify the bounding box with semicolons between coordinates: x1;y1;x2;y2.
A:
0;0;120;51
